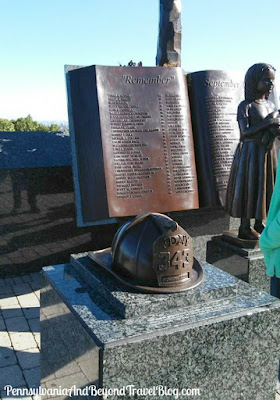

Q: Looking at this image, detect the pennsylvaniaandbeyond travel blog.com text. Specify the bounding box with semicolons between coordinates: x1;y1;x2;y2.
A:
4;384;201;398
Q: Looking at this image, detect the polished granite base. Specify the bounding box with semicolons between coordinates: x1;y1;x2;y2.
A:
207;235;270;293
70;253;237;319
41;254;280;400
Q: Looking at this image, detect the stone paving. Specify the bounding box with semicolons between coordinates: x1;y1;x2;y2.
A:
0;273;41;400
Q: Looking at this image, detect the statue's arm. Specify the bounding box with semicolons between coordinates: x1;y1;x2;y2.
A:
238;118;277;138
238;101;280;138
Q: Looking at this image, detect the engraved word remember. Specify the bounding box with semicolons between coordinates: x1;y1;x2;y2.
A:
122;75;175;85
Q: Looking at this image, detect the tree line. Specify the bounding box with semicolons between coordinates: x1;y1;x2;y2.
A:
0;115;61;132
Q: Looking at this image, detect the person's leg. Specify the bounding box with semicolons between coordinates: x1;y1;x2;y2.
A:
10;170;22;214
270;276;280;299
27;171;40;213
27;191;39;212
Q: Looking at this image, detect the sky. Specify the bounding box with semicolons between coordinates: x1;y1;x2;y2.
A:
0;0;280;121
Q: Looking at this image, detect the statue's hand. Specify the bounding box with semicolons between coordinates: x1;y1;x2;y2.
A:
269;117;280;126
265;110;280;120
265;110;280;130
262;131;271;145
266;138;275;151
267;118;280;135
273;119;280;135
262;132;275;151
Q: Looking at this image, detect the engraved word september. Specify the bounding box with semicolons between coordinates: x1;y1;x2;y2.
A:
204;79;240;89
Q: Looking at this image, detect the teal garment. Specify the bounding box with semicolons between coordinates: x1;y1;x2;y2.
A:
259;150;280;277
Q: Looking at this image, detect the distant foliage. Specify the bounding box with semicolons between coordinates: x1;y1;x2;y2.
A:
0;118;15;131
119;60;143;67
0;115;61;132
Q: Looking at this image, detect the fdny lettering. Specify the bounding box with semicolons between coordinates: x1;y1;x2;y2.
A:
163;234;189;248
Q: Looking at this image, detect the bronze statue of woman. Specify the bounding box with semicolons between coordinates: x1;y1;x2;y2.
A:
226;63;280;240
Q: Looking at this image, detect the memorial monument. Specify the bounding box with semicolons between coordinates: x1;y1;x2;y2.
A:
43;63;280;399
41;5;280;398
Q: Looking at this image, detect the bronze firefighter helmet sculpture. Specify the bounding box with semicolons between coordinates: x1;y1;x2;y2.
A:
89;212;203;293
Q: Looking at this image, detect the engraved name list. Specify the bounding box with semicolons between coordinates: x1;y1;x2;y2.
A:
97;66;199;218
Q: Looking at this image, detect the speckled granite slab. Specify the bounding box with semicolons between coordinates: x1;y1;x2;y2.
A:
207;235;270;293
70;253;237;318
42;261;280;399
211;235;261;257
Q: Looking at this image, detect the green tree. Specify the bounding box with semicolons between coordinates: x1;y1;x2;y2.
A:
14;115;61;131
0;118;15;131
13;114;39;131
0;115;62;132
47;123;61;132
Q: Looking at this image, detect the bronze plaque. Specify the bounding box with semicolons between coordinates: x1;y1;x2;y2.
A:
66;66;198;225
187;70;244;207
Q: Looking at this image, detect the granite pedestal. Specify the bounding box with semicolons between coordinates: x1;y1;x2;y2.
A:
41;253;280;400
206;235;270;293
167;207;232;261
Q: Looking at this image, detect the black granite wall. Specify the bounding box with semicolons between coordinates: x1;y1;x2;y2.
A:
0;132;118;277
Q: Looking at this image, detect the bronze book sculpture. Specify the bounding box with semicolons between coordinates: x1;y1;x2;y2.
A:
66;65;244;225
